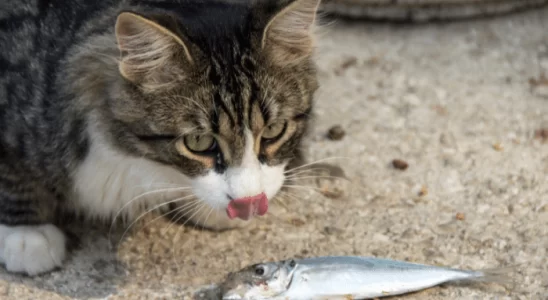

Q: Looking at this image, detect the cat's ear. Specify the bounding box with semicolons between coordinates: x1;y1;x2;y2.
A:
261;0;321;67
115;12;193;90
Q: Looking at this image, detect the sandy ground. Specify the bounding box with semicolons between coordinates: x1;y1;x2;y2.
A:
1;7;548;300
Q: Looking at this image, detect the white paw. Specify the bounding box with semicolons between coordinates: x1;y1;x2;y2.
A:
0;224;66;275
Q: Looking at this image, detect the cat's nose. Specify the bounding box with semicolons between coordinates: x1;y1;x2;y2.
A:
226;192;268;221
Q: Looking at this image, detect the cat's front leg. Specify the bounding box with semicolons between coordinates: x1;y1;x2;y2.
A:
0;182;66;275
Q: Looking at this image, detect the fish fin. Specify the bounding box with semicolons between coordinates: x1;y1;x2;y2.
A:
467;265;520;289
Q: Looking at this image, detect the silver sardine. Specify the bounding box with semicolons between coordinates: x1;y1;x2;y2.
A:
220;256;513;300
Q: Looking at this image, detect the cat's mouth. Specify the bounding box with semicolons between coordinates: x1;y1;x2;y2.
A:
226;192;268;221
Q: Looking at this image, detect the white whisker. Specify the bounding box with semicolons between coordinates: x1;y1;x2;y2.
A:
165;199;203;226
110;186;192;223
129;182;184;190
278;190;302;202
283;156;350;174
112;194;196;245
162;200;207;235
285;175;349;182
284;167;330;177
274;191;297;209
169;201;210;271
172;202;208;232
200;206;215;231
282;184;324;193
137;197;201;235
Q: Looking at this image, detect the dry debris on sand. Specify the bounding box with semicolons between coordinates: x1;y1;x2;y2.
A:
1;7;548;300
391;159;409;170
327;125;347;141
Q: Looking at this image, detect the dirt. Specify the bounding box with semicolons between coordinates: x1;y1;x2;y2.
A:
535;128;548;142
334;56;358;75
391;159;409;170
327;125;346;140
1;7;548;300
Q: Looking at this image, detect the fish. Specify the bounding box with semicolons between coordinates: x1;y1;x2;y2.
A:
220;256;514;300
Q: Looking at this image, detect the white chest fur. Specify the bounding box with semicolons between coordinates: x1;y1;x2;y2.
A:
70;121;286;231
70;126;192;222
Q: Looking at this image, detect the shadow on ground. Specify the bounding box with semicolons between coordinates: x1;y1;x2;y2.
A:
0;221;127;299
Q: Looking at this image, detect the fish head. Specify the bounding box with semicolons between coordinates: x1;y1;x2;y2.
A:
221;259;298;300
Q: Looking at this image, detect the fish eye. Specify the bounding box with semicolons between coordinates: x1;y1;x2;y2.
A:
254;266;265;276
289;260;296;268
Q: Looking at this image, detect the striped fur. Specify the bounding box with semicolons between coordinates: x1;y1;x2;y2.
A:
0;0;320;275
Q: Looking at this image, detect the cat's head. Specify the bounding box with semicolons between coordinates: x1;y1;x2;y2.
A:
107;0;320;226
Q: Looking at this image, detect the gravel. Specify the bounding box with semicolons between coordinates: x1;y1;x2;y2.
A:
1;7;547;300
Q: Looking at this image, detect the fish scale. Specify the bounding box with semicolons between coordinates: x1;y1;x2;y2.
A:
220;255;513;300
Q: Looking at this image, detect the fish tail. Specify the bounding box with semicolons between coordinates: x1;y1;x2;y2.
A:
465;265;520;288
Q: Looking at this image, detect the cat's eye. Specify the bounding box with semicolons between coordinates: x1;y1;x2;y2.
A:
184;134;216;152
262;121;287;141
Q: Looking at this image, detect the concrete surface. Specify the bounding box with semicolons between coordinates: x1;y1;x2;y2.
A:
1;7;548;300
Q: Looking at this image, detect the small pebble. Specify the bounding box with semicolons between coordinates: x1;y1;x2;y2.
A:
529;74;548;87
493;142;504;151
323;226;343;235
456;212;465;221
392;159;409;170
334;56;358;75
320;185;344;199
340;56;358;70
431;104;448;115
529;75;548;98
365;56;380;66
534;128;548;142
418;185;428;197
290;218;306;227
327;125;346;141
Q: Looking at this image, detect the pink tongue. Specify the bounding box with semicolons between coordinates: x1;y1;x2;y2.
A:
226;193;268;220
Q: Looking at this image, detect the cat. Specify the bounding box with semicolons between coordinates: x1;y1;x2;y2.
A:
0;0;323;276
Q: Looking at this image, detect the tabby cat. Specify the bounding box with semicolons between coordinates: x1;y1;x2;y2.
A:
0;0;321;275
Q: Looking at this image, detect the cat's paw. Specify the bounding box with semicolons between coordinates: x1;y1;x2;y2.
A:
0;224;66;275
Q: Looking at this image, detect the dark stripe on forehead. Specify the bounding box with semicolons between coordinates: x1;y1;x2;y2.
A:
205;31;271;134
254;79;270;124
213;92;235;131
211;61;249;134
236;75;250;132
236;58;254;128
210;109;220;133
209;57;241;129
208;64;222;86
234;57;268;128
247;84;256;128
227;71;245;130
